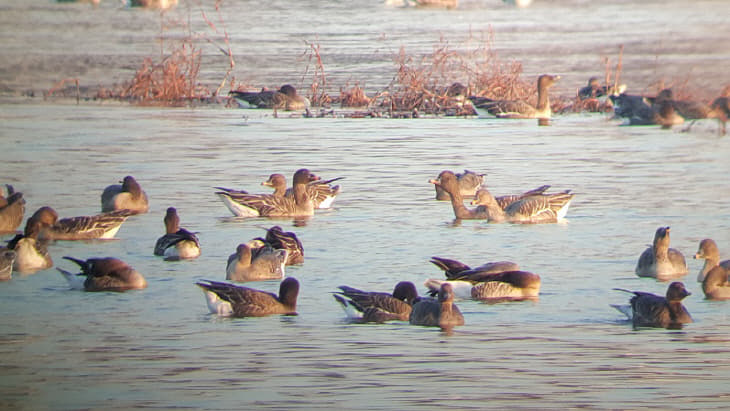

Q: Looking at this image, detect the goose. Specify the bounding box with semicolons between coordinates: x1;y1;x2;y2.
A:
425;256;539;300
250;225;304;265
333;281;419;323
229;85;310;111
153;207;201;260
6;217;53;273
612;282;692;329
197;278;299;317
0;185;25;233
57;256;147;291
433;169;484;201
470;187;574;224
0;248;16;280
30;206;133;241
468;74;560;119
635;226;688;280
409;283;464;329
578;77;607;100
215;169;316;218
101;175;149;214
710;96;729;135
430;171;557;220
260;172;343;209
226;243;288;282
694;239;730;282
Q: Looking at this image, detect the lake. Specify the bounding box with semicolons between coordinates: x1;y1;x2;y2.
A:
1;0;730;410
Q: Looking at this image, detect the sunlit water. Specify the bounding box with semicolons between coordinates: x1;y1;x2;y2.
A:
2;0;730;409
1;103;729;409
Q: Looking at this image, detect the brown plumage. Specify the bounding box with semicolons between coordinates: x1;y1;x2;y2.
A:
226;243;288;282
261;172;343;209
694;239;730;282
229;85;310;111
215;169;316;218
30;206;133;241
613;282;692;329
468;74;560;119
101;175;149;214
635;226;688;280
0;248;16;280
409;283;464;330
333;282;419;323
0;185;25;233
153;207;201;259
470;187;574;224
197;278;299;317
251;225;304;265
434;169;484;201
6;217;53;273
58;256;147;292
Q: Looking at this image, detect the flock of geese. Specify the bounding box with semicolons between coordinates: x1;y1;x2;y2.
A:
230;74;730;134
2;165;729;332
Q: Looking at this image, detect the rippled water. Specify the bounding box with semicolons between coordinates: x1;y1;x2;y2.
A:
2;0;730;410
1;103;729;409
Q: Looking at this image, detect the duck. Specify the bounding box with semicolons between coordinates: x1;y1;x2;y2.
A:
332;281;419;323
250;225;304;265
430;171;558;221
260;172;343;209
153;207;201;260
468;74;559;119
0;184;25;233
425;256;539;300
635;226;688;280
0;248;16;280
196;277;299;317
470;187;574;224
6;217;53;273
408;283;464;330
215;169;317;218
612;282;692;329
433;169;484;201
229;85;310;111
226;243;288;282
30;206;133;241
101;175;149;214
694;239;730;282
57;256;147;292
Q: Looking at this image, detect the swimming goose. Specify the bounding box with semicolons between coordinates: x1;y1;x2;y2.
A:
468;74;559;119
7;218;53;273
101;175;149;214
612;282;692;329
434;169;484;201
0;248;16;280
226;243;288;282
635;226;688;280
153;207;201;260
425;256;539;300
578;77;607;100
215;169;316;218
470;187;574;224
57;256;147;291
409;283;464;329
261;173;343;209
30;206;133;241
0;185;25;233
694;239;730;282
333;281;419;323
229;85;310;111
197;277;299;317
251;225;304;265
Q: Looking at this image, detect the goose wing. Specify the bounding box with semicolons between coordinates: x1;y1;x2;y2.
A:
197;280;281;314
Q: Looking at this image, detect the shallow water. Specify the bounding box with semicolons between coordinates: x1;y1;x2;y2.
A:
2;0;730;410
1;102;729;409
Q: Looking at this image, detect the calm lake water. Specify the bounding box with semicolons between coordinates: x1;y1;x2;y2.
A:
2;0;730;410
